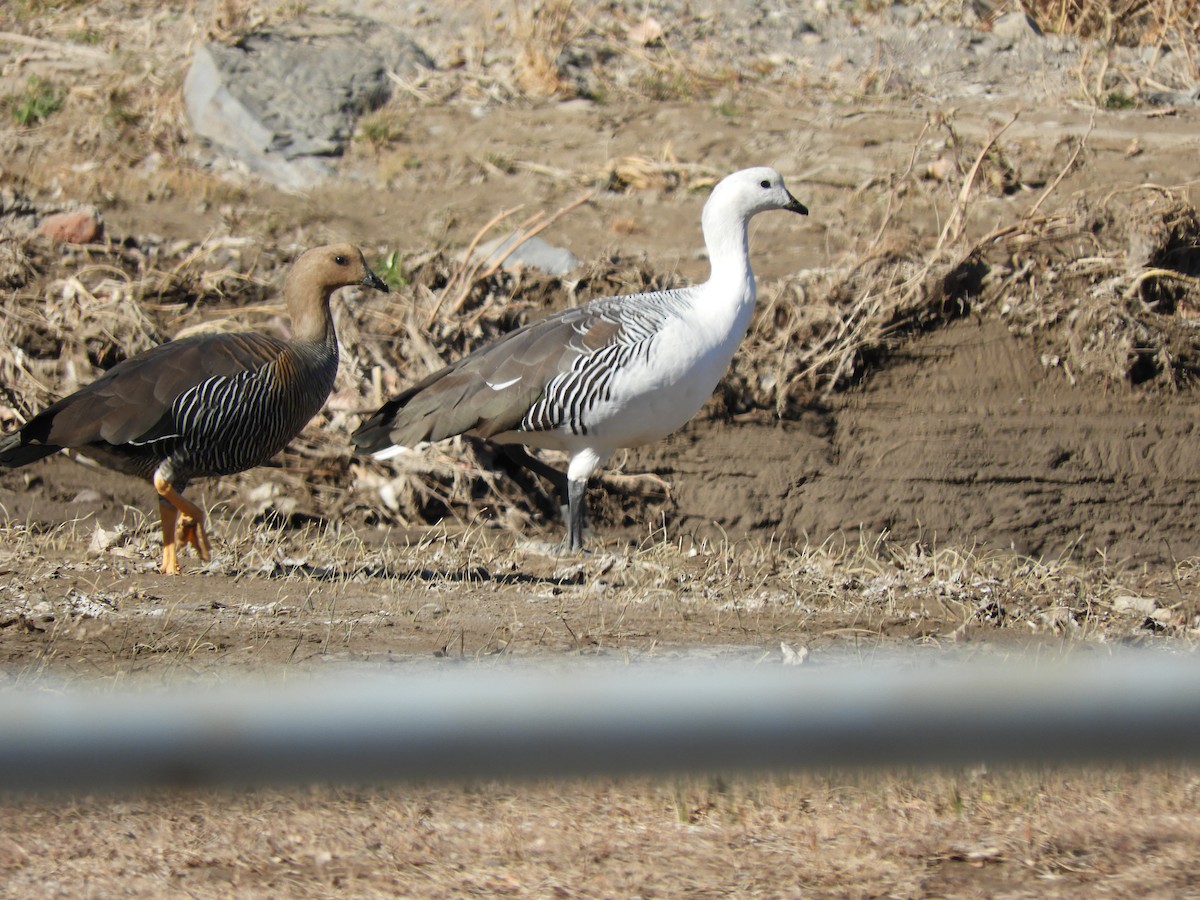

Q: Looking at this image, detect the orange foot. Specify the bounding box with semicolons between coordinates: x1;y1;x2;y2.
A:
176;514;212;563
161;544;180;576
154;473;213;574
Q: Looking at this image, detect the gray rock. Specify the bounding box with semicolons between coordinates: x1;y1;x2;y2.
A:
792;21;820;41
184;19;431;189
472;234;580;276
1113;594;1159;616
991;11;1042;43
889;4;922;28
1143;86;1200;106
554;43;619;100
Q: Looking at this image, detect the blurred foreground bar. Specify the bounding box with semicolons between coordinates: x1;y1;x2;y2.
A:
3;652;1200;793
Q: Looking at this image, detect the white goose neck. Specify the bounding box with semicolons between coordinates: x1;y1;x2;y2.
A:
701;193;755;302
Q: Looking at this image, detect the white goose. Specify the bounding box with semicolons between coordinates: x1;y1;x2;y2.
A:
353;166;808;550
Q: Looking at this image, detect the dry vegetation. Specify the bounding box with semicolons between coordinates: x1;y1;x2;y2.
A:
2;513;1200;895
2;126;1198;532
3;0;1200;895
4;765;1200;897
1023;0;1200;45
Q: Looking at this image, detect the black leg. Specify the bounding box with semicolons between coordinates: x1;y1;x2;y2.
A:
565;477;588;552
489;442;574;530
477;440;591;551
494;443;568;497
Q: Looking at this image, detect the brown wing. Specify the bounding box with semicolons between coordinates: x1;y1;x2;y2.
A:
1;331;287;463
353;305;622;452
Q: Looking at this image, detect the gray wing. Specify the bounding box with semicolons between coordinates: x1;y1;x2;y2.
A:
0;332;287;467
352;289;692;451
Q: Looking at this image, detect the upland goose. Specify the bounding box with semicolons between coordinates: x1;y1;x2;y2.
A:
0;243;389;574
353;167;807;551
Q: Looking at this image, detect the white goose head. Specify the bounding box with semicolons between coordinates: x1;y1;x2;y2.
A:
705;166;808;222
700;167;808;278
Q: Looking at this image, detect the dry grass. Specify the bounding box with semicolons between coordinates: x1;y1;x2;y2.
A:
0;0;1195;186
0;235;272;421
2;765;1200;897
598;152;718;194
724;117;1200;420
511;0;578;96
0;6;192;175
2;503;1190;655
1023;0;1200;45
1;509;1199;895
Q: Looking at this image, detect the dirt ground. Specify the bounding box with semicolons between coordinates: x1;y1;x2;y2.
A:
3;0;1200;896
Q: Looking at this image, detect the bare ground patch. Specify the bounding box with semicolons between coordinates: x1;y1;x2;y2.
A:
3;0;1200;895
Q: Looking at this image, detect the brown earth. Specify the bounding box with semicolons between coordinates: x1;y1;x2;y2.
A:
648;315;1200;567
3;0;1200;896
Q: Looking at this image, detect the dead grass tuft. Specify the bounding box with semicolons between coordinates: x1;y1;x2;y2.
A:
205;0;268;46
972;186;1200;386
511;0;578;96
0;227;275;419
725;118;1200;420
1023;0;1200;45
598;152;717;194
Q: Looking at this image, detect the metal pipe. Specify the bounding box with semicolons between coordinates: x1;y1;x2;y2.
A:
2;652;1199;793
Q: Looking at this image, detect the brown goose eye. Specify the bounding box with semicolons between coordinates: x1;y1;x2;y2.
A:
334;255;348;265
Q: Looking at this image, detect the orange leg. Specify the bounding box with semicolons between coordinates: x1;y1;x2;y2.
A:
153;473;212;572
159;499;180;576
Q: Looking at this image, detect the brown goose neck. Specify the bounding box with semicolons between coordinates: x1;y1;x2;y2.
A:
286;283;336;345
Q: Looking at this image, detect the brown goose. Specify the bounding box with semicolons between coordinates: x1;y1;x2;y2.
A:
354;167;807;551
0;243;388;574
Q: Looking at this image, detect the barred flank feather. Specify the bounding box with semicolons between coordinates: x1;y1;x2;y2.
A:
521;290;693;435
169;343;338;477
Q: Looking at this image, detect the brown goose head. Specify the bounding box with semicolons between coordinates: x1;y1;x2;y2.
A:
284;243;389;343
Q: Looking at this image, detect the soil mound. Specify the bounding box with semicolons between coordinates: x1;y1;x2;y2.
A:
642;317;1200;566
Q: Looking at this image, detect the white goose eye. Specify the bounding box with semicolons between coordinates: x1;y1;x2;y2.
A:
759;179;771;189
